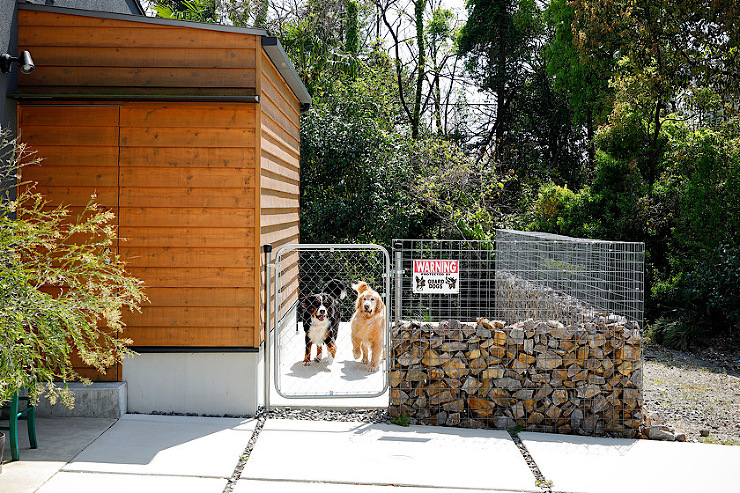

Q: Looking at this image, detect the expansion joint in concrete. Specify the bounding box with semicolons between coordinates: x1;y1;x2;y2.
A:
223;411;268;493
509;431;554;493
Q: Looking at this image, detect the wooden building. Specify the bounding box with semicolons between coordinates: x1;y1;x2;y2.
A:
14;3;309;415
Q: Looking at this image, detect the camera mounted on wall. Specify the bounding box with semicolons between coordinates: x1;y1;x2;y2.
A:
1;50;35;74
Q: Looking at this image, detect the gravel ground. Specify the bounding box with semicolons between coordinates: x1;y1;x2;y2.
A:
643;343;740;446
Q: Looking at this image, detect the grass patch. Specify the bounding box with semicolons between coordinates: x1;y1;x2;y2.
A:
698;436;740;446
391;413;410;427
508;425;524;435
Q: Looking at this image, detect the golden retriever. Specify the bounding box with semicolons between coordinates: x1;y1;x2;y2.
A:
350;282;385;372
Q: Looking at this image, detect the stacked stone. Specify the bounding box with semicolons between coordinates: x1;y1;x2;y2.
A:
495;272;626;326
390;318;643;437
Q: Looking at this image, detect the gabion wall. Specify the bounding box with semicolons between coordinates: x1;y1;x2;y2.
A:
389;232;644;437
390;318;642;437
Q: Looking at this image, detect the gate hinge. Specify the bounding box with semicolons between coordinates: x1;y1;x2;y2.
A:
392;269;406;275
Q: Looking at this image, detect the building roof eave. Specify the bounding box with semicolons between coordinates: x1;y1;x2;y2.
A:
17;3;311;111
261;37;311;113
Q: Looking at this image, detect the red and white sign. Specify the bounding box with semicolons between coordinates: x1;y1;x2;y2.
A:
412;259;459;294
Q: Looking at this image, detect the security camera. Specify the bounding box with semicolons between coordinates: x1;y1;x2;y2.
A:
1;50;35;74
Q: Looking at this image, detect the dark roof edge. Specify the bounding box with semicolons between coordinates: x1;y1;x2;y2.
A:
261;37;311;112
18;3;311;111
131;0;147;16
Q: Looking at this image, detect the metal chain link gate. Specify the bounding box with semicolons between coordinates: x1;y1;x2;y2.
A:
268;244;391;399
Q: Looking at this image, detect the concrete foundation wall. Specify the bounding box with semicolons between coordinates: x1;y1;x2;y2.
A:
123;352;263;416
35;382;127;418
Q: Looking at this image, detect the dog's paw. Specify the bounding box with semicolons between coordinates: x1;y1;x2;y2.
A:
313;356;322;363
368;364;379;372
303;360;311;366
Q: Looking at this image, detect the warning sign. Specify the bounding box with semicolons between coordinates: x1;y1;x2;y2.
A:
412;259;459;294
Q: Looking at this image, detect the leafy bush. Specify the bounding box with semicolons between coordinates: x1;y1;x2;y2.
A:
525;182;591;236
682;245;740;332
646;316;706;351
0;132;146;405
653;122;740;338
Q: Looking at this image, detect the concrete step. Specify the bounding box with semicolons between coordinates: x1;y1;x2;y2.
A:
35;382;127;419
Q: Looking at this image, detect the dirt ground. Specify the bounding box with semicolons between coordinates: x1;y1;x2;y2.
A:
643;342;740;445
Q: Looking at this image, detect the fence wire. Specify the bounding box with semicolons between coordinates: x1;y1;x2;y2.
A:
495;229;644;328
392;233;644;327
392;239;497;323
272;244;390;399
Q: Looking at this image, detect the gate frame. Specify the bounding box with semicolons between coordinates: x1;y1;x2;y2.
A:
265;243;391;406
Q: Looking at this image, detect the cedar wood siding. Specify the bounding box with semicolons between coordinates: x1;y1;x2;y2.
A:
258;50;301;343
19;101;259;357
117;101;258;349
18;104;122;381
15;9;308;382
17;9;258;97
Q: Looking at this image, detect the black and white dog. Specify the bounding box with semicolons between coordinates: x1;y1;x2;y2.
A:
300;279;347;365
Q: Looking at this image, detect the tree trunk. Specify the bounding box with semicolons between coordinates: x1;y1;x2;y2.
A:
586;105;595;171
412;0;427;139
647;99;664;186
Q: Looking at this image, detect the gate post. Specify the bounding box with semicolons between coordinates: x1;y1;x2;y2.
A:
393;240;404;325
263;244;273;412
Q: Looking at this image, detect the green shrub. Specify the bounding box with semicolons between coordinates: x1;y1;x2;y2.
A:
0;132;146;406
646;315;706;351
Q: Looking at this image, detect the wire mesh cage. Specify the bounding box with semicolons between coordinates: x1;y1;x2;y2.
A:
494;229;644;328
390;231;645;436
391;233;644;327
272;244;391;399
391;239;497;323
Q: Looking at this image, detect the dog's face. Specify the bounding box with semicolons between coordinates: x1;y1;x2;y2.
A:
356;290;383;316
302;294;336;323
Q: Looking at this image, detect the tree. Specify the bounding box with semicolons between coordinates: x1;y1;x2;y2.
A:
411;0;427;139
543;0;613;169
570;0;740;185
271;0;368;95
371;0;467;139
0;132;146;405
426;6;464;138
152;0;218;22
458;0;541;163
373;0;426;138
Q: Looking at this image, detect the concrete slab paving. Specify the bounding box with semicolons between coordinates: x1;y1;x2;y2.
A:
520;431;740;493
35;471;227;493
236;479;531;493
269;308;389;408
62;414;255;479
0;417;116;493
242;419;538;492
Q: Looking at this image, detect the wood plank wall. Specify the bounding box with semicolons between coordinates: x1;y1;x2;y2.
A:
20;102;260;378
19;104;122;381
16;8;306;361
118;102;258;348
259;51;301;341
18;9;258;96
